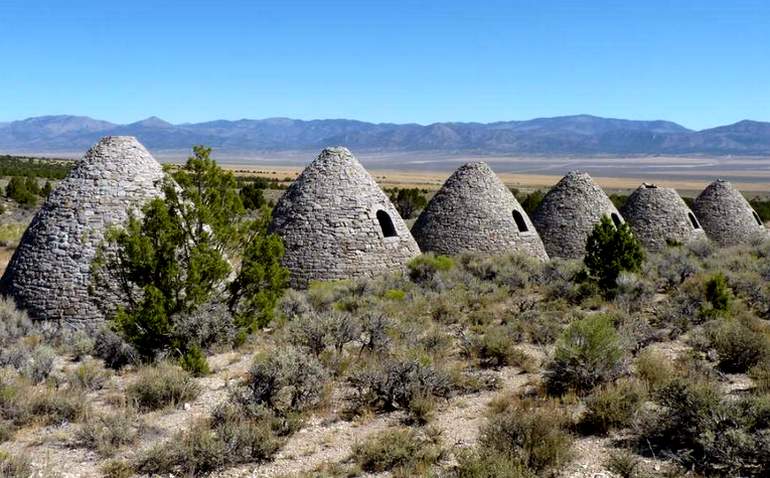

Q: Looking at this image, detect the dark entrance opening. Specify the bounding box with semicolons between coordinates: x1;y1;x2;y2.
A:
610;213;622;228
512;210;529;232
753;211;763;226
688;212;701;229
377;210;397;237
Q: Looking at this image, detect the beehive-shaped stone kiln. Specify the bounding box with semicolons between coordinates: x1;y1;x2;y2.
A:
269;147;420;288
411;162;548;260
532;171;623;259
693;179;767;246
0;136;165;323
621;183;705;251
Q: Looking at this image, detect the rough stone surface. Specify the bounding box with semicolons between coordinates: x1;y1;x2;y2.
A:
0;136;164;323
621;183;706;251
411;162;548;260
693;179;768;246
269;147;420;288
532;171;624;259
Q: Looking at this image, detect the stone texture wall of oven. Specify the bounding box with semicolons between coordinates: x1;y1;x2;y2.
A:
532;171;624;259
411;162;548;260
0;136;164;324
269;147;420;288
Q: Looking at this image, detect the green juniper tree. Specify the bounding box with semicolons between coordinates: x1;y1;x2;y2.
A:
94;146;288;369
584;215;645;296
389;188;427;219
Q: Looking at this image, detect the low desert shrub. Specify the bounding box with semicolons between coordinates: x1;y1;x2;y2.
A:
235;346;327;415
352;427;442;474
706;316;770;373
463;327;537;371
171;302;239;352
605;450;642;478
126;362;200;411
26;384;87;425
634;348;674;391
69;358;111;391
101;460;135;478
581;379;647;434
544;314;625;395
749;360;770;394
0;451;31;478
455;449;535;478
0;297;33;345
0;343;55;383
638;377;770;475
136;409;283;475
77;407;143;456
288;311;360;357
408;254;454;283
348;356;451;416
477;400;573;475
93;326;138;370
647;247;700;290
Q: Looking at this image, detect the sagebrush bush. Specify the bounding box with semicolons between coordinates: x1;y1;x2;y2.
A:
77;407;143;456
69;358;111;391
26;384;87;426
455;449;535;478
463;326;536;371
0;343;55;383
236;346;327;415
352;427;442;474
101;460;135;478
646;247;700;290
544;314;625;395
126;362;200;411
0;297;33;346
707;316;770;373
605;450;641;478
581;379;647;434
749;361;770;394
171;302;239;352
640;377;770;475
634;348;674;391
348;355;451;415
477;400;573;475
136;408;283;475
407;254;454;283
93;326;138;370
0;451;31;478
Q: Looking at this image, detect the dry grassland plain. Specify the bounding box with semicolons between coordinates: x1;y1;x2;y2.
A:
204;151;770;197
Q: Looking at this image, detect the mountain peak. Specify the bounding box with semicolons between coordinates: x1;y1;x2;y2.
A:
132;116;174;128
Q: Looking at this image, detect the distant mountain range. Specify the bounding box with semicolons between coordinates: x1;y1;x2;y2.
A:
2;114;770;156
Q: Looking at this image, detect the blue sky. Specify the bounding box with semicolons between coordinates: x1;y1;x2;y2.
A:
1;0;768;129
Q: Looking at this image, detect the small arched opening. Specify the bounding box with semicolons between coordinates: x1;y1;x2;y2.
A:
376;210;398;237
610;213;622;228
512;210;529;232
753;211;763;226
688;212;701;229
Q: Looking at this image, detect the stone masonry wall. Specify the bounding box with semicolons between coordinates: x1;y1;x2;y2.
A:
532;171;623;259
269;147;421;289
693;179;768;246
0;136;164;324
411;162;548;260
621;184;705;251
